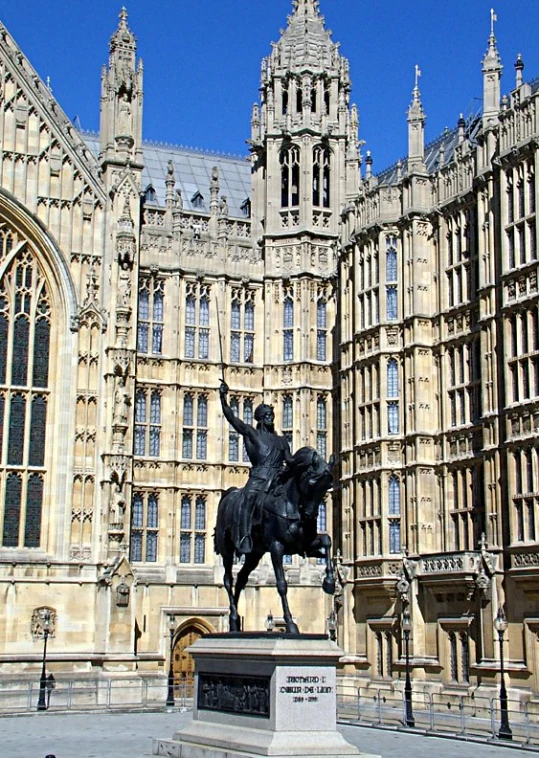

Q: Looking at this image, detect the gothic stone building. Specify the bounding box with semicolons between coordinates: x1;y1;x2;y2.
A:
0;0;538;701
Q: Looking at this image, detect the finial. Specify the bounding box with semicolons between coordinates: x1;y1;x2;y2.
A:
411;65;423;107
515;53;524;88
414;64;422;91
119;7;128;27
365;150;373;180
490;8;497;37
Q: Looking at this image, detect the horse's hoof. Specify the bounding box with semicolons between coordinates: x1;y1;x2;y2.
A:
322;577;336;595
229;616;241;632
286;622;300;635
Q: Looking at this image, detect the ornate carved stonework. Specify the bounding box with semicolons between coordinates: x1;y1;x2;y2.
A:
198;674;270;718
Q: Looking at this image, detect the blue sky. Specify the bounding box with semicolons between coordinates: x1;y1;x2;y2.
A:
1;0;539;172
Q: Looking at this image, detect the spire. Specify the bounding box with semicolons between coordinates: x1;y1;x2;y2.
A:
407;65;426;171
273;0;336;72
482;8;502;128
109;7;137;63
292;0;321;17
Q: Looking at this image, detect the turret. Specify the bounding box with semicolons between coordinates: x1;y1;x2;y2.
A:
482;8;502;130
251;0;360;244
407;65;426;172
99;8;143;172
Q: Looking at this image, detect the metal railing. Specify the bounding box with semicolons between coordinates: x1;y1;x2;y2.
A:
336;683;539;747
0;678;194;714
2;674;539;750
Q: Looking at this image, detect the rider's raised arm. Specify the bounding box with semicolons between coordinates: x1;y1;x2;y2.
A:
219;382;256;440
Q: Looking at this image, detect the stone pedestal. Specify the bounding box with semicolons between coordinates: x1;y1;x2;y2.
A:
154;633;379;758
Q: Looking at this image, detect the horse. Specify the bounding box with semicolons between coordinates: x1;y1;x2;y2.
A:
214;446;335;634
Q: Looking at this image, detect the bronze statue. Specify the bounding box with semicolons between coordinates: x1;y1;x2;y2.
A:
215;381;335;634
219;382;293;553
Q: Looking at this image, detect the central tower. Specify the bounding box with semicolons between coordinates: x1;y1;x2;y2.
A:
250;0;361;492
251;0;360;246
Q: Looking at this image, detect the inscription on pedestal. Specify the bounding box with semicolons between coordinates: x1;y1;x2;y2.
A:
279;673;334;705
198;673;270;718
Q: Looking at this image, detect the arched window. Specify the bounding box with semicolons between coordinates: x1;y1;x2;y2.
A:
388;475;401;554
388;476;400;515
283;396;293;429
317;300;327;361
280;147;300;208
0;232;52;549
317;501;327;533
296;86;303;113
149;392;161;457
386;247;397;282
387;359;399;398
181;495;191;530
284;296;294;361
195;497;206;530
317;397;327;429
324;81;331;115
186;294;196;325
313;147;331;208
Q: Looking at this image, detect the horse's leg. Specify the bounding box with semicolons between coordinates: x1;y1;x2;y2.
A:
222;542;241;632
306;534;335;595
319;534;335;595
233;551;263;607
269;542;299;634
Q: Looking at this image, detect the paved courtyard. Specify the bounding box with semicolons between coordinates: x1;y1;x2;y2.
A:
0;710;535;758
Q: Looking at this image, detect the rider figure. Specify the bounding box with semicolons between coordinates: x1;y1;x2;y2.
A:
219;381;293;554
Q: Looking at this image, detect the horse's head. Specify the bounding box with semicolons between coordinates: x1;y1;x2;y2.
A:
289;447;333;515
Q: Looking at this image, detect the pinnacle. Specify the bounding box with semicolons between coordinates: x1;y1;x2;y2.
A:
110;5;136;50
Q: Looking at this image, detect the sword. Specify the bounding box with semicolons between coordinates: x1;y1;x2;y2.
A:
215;295;226;384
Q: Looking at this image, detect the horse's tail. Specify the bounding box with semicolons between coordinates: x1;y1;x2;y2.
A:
214;487;239;556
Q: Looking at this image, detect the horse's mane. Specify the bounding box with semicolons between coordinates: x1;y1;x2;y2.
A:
290;446;316;472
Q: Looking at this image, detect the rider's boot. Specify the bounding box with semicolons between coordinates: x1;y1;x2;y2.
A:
238;535;253;554
238;506;253;554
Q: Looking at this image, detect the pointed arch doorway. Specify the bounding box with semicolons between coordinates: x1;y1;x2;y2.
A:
172;621;212;695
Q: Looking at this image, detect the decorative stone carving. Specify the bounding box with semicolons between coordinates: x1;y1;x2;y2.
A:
116;580;130;608
31;607;57;639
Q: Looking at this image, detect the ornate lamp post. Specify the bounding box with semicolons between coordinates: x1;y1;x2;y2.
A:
166;616;176;708
37;609;51;711
402;607;415;728
494;607;512;740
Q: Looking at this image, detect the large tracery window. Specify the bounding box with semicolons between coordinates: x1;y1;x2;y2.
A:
0;226;52;549
281;146;300;208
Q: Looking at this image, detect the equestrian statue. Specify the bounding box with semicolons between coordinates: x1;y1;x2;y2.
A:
215;381;336;634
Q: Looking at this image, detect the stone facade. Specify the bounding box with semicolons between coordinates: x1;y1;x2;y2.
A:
0;0;538;701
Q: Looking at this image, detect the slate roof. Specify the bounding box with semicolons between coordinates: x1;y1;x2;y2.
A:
82;132;252;218
377;113;482;186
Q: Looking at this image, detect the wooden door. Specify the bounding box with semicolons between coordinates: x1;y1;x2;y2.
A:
172;625;204;695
